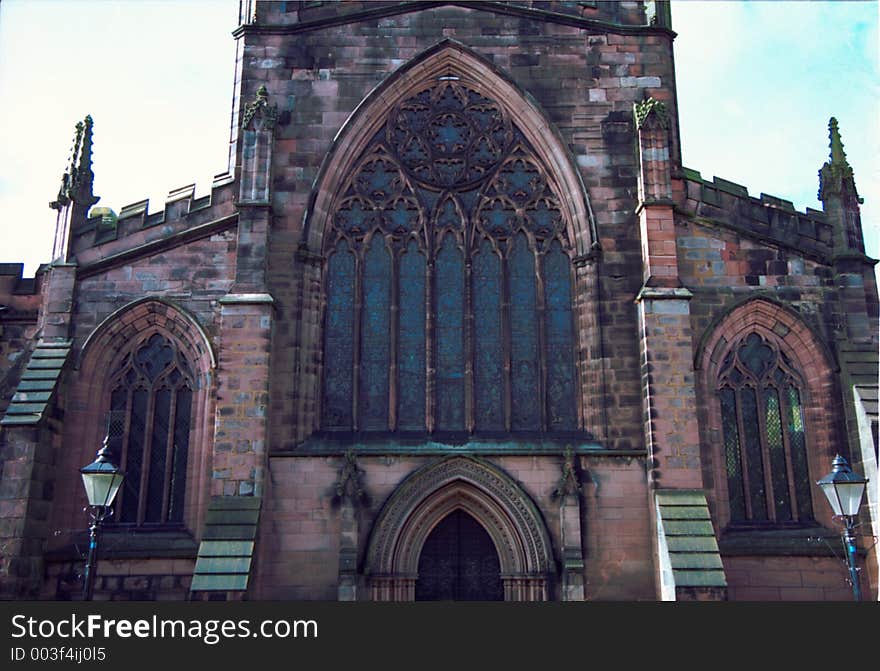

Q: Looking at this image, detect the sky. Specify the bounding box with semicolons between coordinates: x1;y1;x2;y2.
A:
0;0;877;277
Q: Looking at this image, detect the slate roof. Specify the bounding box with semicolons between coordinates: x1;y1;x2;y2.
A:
655;490;727;595
190;496;262;593
1;340;71;426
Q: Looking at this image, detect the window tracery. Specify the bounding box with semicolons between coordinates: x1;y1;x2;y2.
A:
716;332;813;524
106;333;195;525
323;80;577;435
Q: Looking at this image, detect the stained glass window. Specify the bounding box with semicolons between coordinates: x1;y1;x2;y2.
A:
435;235;465;431
107;334;194;526
398;240;426;431
322;80;579;436
360;237;391;430
473;238;504;431
544;240;577;431
509;233;539;430
716;332;813;524
323;241;355;429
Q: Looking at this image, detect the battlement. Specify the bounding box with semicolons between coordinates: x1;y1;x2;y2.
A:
0;263;43;326
69;172;237;269
679;167;833;261
0;263;42;298
244;1;670;31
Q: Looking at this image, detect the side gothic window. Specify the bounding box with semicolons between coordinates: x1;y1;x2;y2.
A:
322;80;578;435
717;332;813;525
106;333;194;526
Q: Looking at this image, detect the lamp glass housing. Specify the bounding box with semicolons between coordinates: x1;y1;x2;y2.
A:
80;455;125;508
816;455;868;518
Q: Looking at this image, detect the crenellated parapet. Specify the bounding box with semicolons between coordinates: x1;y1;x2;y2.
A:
244;1;671;31
68;172;238;272
678;168;833;262
0;263;43;300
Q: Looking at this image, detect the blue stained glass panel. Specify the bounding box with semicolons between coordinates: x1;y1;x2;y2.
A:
473;239;504;431
787;386;813;521
122;389;148;523
323;241;356;430
509;233;540;429
764;389;792;521
719;388;746;522
398;241;426;430
435;235;465;431
740;388;768;520
170;387;191;524
360;238;391;430
544;241;577;430
146;389;171;523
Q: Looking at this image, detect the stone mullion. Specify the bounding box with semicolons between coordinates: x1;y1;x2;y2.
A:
137;387;157;526
425;257;436;434
388;238;400;432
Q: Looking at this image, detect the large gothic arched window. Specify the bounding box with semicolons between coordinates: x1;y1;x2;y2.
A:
106;333;194;526
322;80;578;436
717;332;814;525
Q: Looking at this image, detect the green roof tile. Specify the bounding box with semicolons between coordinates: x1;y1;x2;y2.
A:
655;491;707;506
672;570;728;587
662;520;715;536
668;553;724;570
5;403;48;415
665;536;719;552
656;490;727;598
12;391;52;403
1;342;71;426
191;497;262;593
657;505;710;520
190;574;249;592
198;541;255;557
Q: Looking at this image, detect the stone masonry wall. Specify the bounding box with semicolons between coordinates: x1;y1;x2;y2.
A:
0;264;42;416
43;231;237;558
238;4;679;452
724;555;859;601
254;454;653;600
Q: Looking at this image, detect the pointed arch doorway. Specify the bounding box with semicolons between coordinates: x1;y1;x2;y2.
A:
415;509;504;601
366;456;554;601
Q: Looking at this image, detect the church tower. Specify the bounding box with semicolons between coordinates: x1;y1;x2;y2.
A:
1;1;875;602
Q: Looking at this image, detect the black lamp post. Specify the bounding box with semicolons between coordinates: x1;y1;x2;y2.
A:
816;454;869;601
79;437;125;601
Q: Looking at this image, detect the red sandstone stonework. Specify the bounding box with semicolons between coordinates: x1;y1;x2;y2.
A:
0;2;876;602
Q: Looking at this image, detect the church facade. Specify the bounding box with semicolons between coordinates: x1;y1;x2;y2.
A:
1;1;877;601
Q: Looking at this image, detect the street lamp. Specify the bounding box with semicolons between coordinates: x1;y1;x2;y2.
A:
79;436;125;601
816;454;869;601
